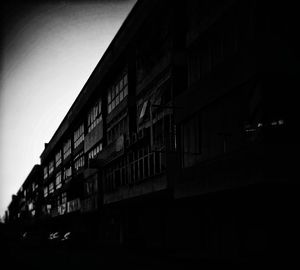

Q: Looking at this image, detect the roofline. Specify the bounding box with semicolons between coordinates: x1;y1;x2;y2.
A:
22;164;41;188
40;0;158;162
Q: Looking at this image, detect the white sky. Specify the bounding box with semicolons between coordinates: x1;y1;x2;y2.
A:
0;0;136;218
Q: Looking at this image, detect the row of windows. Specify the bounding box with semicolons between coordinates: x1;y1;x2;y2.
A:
44;72;128;179
47;193;82;216
44;137;74;180
44;166;73;198
43;106;169;181
45;151;88;183
108;73;128;114
74;124;84;149
104;146;166;193
44;172;61;198
48;194;84;215
44;140;71;181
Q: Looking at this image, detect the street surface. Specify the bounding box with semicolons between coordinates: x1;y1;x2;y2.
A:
1;228;297;269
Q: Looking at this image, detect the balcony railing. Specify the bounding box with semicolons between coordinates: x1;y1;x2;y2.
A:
104;145;166;193
50;207;59;218
67;198;81;213
81;196;98;213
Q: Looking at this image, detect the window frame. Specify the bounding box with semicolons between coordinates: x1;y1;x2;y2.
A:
55;171;62;189
63;139;72;159
55;151;62;167
49;182;54;194
43;167;48;180
88;143;103;160
63;165;72;181
88;99;102;133
48;160;54;175
74;152;85;171
107;72;128;114
74;124;85;148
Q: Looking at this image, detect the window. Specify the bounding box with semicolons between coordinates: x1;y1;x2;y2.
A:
74;152;85;171
43;167;48;180
55;171;62;189
49;161;54;175
107;115;128;144
139;100;149;120
55;151;62;167
85;180;97;196
181;113;202;168
49;182;54;194
63;166;72;181
32;183;36;192
103;146;165;193
44;187;48;197
88;99;102;133
63;139;72;159
57;195;61;206
28;202;33;211
62;192;67;204
107;72;128;114
74;124;84;148
46;204;52;214
88;143;102;160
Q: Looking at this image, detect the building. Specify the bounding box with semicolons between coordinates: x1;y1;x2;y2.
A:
6;0;300;261
6;165;42;232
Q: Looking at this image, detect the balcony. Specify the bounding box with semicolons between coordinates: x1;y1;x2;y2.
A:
94;135;125;167
84;121;103;153
67;198;81;214
81;196;98;213
174;139;293;199
103;175;167;204
50;207;59;218
58;203;67;215
103;146;167;204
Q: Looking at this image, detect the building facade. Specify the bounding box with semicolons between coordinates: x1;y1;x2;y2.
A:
6;165;42;232
6;0;299;261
